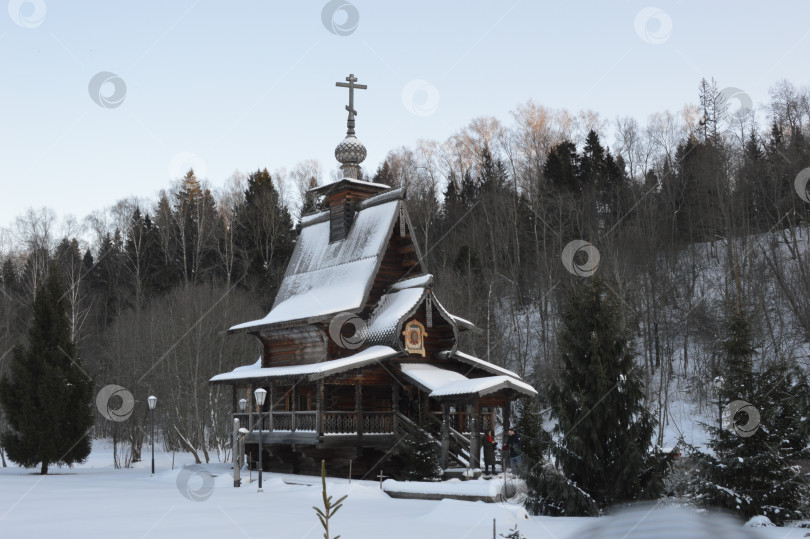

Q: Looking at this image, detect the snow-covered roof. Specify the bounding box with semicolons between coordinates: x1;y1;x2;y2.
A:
365;288;426;346
399;363;537;398
438;350;522;379
209;346;399;383
423;291;476;332
430;376;537;398
309;177;391;194
399;363;469;392
388;274;433;292
229;190;404;332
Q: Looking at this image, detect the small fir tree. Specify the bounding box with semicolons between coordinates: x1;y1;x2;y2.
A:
313;460;347;539
401;424;442;481
499;524;527;538
695;307;810;525
0;264;94;474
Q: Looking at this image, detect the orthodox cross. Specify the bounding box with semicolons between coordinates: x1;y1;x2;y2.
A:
377;469;388;489
336;73;367;135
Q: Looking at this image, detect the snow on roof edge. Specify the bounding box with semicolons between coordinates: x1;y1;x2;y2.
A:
398;362;536;398
443;350;522;380
309;177;392;194
209;345;399;384
430;376;538;398
388;274;433;292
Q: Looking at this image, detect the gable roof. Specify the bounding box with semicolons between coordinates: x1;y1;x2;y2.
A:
399;363;537;399
365;287;426;346
229;188;405;333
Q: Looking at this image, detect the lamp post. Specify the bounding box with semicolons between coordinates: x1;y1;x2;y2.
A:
238;398;247;468
147;395;157;477
254;388;267;493
713;376;724;432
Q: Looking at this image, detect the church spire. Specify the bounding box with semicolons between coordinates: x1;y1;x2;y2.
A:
334;73;368;180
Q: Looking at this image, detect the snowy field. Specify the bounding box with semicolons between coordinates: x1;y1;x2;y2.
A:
0;441;807;538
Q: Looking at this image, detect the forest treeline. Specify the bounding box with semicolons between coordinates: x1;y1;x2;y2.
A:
0;76;809;467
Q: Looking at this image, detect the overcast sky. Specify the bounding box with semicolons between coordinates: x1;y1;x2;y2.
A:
1;0;808;232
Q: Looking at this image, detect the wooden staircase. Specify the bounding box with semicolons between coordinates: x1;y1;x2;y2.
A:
395;412;474;469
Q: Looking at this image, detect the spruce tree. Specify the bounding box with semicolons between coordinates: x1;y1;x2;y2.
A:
513;397;550;471
0;264;94;474
400;424;442;481
696;307;810;524
543;140;579;192
544;277;657;510
236;168;294;306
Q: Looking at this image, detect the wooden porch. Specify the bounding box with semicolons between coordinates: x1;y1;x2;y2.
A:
235;410;397;446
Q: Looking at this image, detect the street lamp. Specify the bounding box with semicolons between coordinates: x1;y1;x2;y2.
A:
254;387;267;493
713;376;724;432
147;395;157;476
238;398;247;469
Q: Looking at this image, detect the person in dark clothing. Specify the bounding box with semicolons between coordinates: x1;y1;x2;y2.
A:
481;430;497;476
503;428;522;476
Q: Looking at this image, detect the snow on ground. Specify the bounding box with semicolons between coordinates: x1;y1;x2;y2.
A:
659;397;713;451
0;440;806;538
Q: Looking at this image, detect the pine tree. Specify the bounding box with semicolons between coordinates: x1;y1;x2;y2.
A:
545;277;657;510
0;264;94;474
695;307;810;525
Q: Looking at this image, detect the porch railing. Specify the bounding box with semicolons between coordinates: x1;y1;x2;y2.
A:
431;411;494;434
322;411;357;434
295;411;317;432
273;412;292;431
363;412;394;434
235;410;393;435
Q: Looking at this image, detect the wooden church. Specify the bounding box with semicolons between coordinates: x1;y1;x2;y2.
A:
209;74;537;477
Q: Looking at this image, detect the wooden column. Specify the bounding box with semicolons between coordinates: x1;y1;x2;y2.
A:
440;403;450;469
392;382;400;435
268;382;275;431
291;383;297;432
317;379;325;436
470;398;481;469
355;383;363;437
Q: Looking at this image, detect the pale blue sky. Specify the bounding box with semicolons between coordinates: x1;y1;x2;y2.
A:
1;0;808;230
